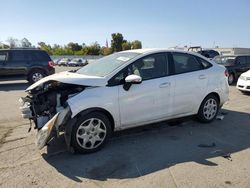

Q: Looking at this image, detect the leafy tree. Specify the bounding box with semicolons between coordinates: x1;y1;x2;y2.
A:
122;41;131;51
111;33;124;52
86;42;101;55
21;38;32;48
37;42;53;55
131;40;142;49
6;37;19;48
67;42;82;52
101;47;113;56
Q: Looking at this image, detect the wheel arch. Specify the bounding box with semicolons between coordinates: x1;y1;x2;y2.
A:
76;107;115;132
27;67;48;76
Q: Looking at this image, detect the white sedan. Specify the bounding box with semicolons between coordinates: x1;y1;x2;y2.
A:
236;70;250;92
20;49;229;153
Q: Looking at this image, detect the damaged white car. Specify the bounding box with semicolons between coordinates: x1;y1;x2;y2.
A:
19;49;229;153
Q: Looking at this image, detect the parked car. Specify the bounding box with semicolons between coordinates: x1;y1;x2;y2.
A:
197;50;219;59
19;49;229;153
0;48;55;83
58;58;71;66
213;55;250;85
188;46;219;59
68;58;88;67
236;70;250;93
53;58;61;66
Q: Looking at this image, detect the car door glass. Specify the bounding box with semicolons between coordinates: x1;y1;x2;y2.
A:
11;51;27;61
196;56;212;69
109;53;168;86
0;53;7;61
130;54;168;80
237;57;247;65
173;53;203;74
247;57;250;65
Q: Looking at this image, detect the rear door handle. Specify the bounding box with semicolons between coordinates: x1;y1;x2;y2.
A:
159;82;171;88
199;75;206;80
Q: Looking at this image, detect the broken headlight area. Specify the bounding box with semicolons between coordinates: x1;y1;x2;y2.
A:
19;81;85;149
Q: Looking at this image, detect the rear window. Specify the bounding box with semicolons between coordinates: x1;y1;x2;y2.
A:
32;51;51;61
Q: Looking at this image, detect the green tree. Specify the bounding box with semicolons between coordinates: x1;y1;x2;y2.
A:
37;42;53;55
67;42;82;52
21;38;32;48
122;41;131;51
111;33;124;52
131;40;142;49
86;42;101;55
100;47;113;56
6;37;19;48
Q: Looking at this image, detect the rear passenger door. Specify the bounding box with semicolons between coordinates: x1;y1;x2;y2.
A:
8;51;31;75
170;52;211;116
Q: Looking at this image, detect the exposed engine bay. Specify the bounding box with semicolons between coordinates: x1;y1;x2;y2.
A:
20;81;85;129
19;81;86;149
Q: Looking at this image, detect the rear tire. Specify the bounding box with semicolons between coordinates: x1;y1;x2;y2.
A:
28;69;46;84
228;73;235;85
71;112;112;154
197;94;219;123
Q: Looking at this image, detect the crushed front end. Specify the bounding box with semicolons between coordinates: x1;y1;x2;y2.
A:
19;81;85;149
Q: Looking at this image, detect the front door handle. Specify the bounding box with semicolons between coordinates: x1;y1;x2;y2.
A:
199;75;206;80
159;82;171;88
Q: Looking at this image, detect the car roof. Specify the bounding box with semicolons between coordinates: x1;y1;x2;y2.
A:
218;55;250;57
0;48;44;52
119;48;208;58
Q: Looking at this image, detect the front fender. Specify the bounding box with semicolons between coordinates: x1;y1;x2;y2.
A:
67;86;120;127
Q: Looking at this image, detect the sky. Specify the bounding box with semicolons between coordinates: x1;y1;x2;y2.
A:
1;0;250;48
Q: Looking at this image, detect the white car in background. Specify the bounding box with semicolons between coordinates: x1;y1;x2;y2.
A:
19;49;229;154
237;70;250;93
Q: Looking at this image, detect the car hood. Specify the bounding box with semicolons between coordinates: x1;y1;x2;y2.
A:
26;71;107;91
241;70;250;77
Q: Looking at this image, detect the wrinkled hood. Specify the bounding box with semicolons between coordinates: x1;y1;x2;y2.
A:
241;70;250;77
26;71;107;91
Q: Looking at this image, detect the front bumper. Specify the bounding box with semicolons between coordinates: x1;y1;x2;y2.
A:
237;79;250;92
19;97;71;149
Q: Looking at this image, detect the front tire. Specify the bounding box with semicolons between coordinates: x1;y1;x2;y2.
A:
71;112;112;154
197;95;219;123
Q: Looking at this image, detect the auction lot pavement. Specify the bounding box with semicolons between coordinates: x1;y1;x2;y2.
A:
0;67;250;188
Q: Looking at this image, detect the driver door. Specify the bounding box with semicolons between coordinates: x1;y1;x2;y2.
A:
116;53;169;127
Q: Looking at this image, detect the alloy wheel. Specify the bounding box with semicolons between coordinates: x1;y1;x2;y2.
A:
32;72;44;82
76;118;107;149
203;98;218;120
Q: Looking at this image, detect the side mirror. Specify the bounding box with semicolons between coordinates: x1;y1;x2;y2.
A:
123;75;142;91
125;74;142;84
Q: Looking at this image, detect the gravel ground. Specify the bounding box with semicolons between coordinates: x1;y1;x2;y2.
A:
0;68;250;188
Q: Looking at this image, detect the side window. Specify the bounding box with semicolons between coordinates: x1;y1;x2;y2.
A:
108;53;168;86
129;53;168;80
32;51;50;61
0;52;7;62
11;51;31;61
236;56;247;65
247;56;250;64
172;53;203;74
196;56;212;69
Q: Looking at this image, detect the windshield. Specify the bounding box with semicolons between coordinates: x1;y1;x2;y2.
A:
76;52;140;77
72;58;80;62
214;56;236;64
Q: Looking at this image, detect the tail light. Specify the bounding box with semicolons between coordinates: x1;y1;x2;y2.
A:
48;61;55;69
224;70;229;77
